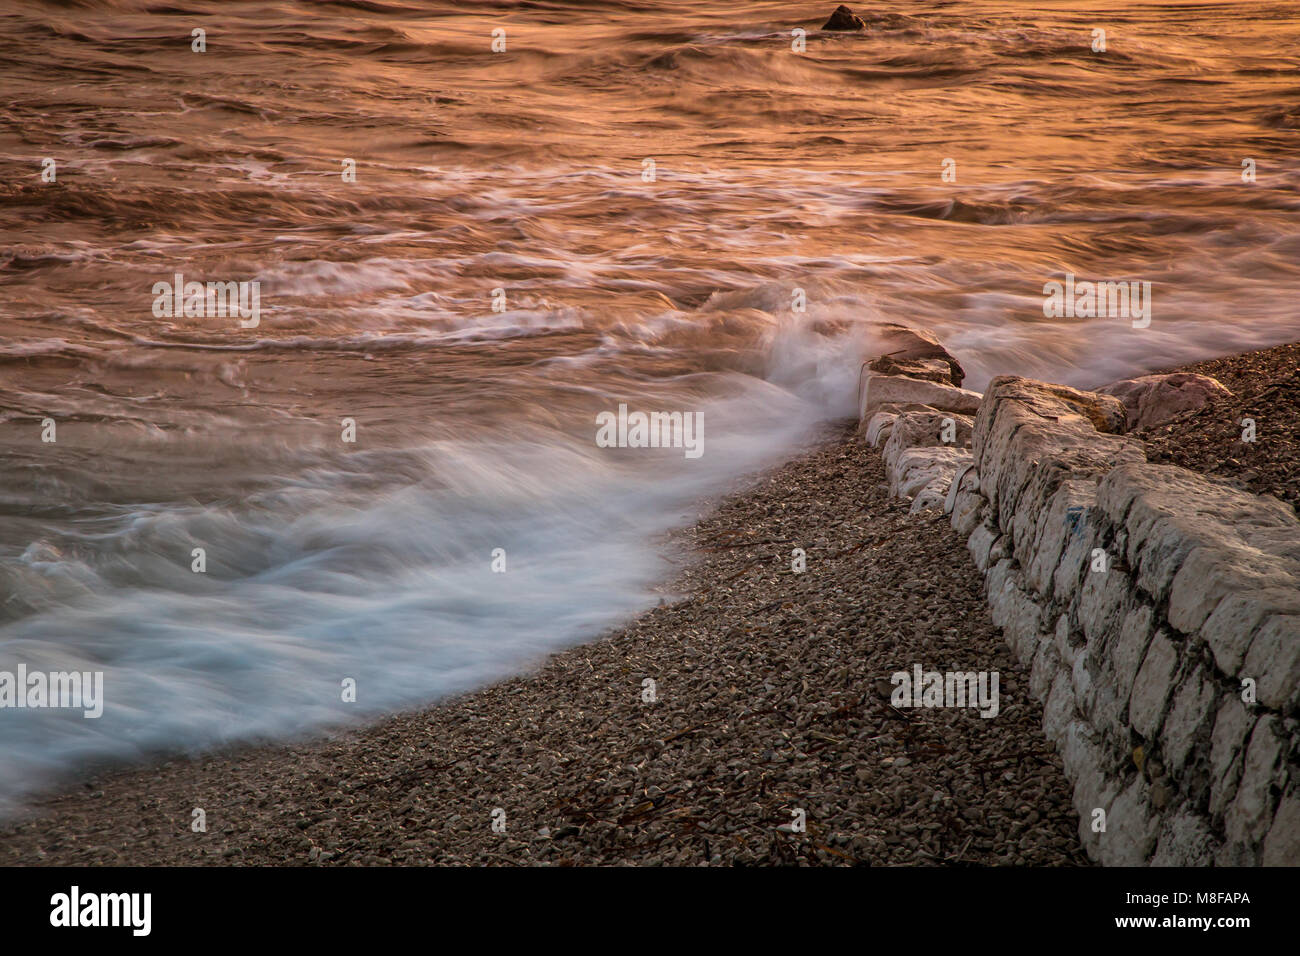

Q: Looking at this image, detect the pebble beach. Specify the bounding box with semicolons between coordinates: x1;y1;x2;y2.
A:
0;422;1089;866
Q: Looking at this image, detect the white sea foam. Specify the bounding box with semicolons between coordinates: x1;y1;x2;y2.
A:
0;323;858;814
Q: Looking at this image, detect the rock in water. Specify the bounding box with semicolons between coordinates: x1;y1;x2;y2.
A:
822;5;866;31
858;372;983;418
868;354;956;386
872;322;967;386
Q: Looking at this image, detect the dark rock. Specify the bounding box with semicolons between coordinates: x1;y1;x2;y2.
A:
822;5;866;31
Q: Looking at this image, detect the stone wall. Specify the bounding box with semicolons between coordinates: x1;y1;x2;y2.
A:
860;352;1299;865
